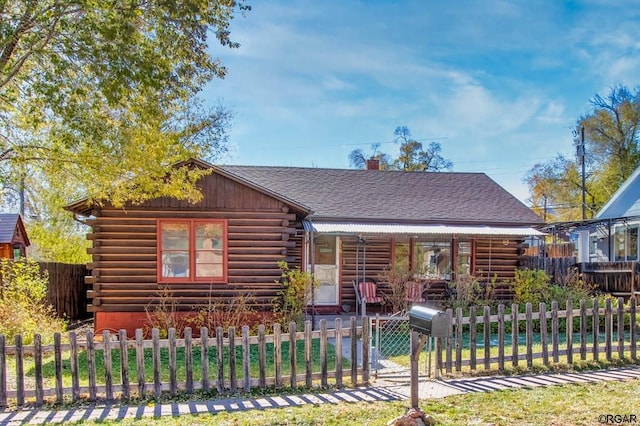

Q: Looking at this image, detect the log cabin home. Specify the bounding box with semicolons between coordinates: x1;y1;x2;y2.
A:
65;159;545;333
0;213;29;259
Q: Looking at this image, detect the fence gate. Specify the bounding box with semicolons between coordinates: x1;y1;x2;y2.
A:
372;315;437;379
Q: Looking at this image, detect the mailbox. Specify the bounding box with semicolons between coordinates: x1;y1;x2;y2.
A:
408;305;450;337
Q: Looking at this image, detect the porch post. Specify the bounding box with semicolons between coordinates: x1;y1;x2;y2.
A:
309;231;316;328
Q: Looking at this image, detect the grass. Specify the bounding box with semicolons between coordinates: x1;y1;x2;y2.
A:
42;376;640;425
13;339;347;392
378;326;637;373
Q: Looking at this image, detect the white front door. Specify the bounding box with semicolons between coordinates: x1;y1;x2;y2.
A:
309;235;339;305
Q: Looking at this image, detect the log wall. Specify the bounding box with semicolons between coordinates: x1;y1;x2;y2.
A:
336;236;526;309
86;172;305;315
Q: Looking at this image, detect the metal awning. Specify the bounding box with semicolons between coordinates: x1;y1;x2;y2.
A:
302;221;545;236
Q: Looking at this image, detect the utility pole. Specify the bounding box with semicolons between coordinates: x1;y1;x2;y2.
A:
577;126;586;220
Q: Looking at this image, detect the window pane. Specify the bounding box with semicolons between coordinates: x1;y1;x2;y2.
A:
196;223;224;249
314;235;336;265
394;242;410;274
161;223;189;250
615;227;626;261
415;240;451;279
195;222;224;278
458;241;471;275
162;251;190;277
628;226;638;261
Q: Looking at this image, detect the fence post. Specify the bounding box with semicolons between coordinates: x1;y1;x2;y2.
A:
242;326;251;392
469;306;477;371
228;327;236;393
335;318;343;388
320;319;329;387
350;317;358;385
551;301;559;363
566;300;574;364
54;333;63;404
580;299;587;360
539;303;548;366
289;322;297;389
216;326;225;393
119;330;130;400
15;335;23;406
605;298;612;361
362;316;370;384
87;330;97;401
592;297;600;361
274;323;282;388
631;298;637;360
258;324;267;389
201;327;210;392
455;307;463;372
34;334;43;406
103;330;113;401
446;309;453;374
483;306;491;370
168;328;177;397
184;327;193;394
303;321;312;388
152;328;161;397
0;335;5;408
511;303;519;367
497;304;505;371
617;297;625;359
526;303;533;368
136;328;146;397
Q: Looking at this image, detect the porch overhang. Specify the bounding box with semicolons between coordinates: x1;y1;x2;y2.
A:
302;221;545;236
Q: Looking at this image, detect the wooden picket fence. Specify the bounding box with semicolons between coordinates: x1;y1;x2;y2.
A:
0;317;370;408
437;297;638;373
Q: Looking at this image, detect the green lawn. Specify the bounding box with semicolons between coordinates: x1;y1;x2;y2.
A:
14;338;348;391
48;376;640;425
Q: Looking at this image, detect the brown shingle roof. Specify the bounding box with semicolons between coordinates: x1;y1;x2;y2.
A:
218;166;543;226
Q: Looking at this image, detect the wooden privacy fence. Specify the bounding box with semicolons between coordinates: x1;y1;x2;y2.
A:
579;261;640;298
40;262;88;322
436;297;637;374
0;318;369;408
520;256;577;285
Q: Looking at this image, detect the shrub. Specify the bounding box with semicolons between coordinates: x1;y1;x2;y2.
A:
377;268;414;314
513;269;552;306
145;286;260;337
0;258;67;344
445;274;487;311
274;261;317;328
144;286;192;338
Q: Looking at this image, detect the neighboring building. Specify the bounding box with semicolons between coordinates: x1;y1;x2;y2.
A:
65;159;544;333
0;213;30;259
570;166;640;263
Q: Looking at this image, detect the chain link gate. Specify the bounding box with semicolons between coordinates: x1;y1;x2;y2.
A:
372;314;437;379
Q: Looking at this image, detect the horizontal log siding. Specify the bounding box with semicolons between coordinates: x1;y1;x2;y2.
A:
340;236;392;309
87;173;306;313
473;238;525;300
88;210;299;312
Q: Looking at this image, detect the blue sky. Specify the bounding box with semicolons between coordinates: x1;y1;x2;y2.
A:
204;1;640;203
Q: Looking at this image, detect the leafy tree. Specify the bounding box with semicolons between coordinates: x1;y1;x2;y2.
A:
392;126;453;171
348;126;453;172
526;85;640;221
0;1;249;262
0;1;249;208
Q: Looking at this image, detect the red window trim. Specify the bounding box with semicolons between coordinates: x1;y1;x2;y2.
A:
157;218;228;284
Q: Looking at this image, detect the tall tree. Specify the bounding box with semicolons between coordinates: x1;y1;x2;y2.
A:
526;85;640;221
0;0;249;208
392;126;453;172
0;1;249;262
348;126;453;172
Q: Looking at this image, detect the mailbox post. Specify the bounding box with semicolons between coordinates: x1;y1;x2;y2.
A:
408;306;451;409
